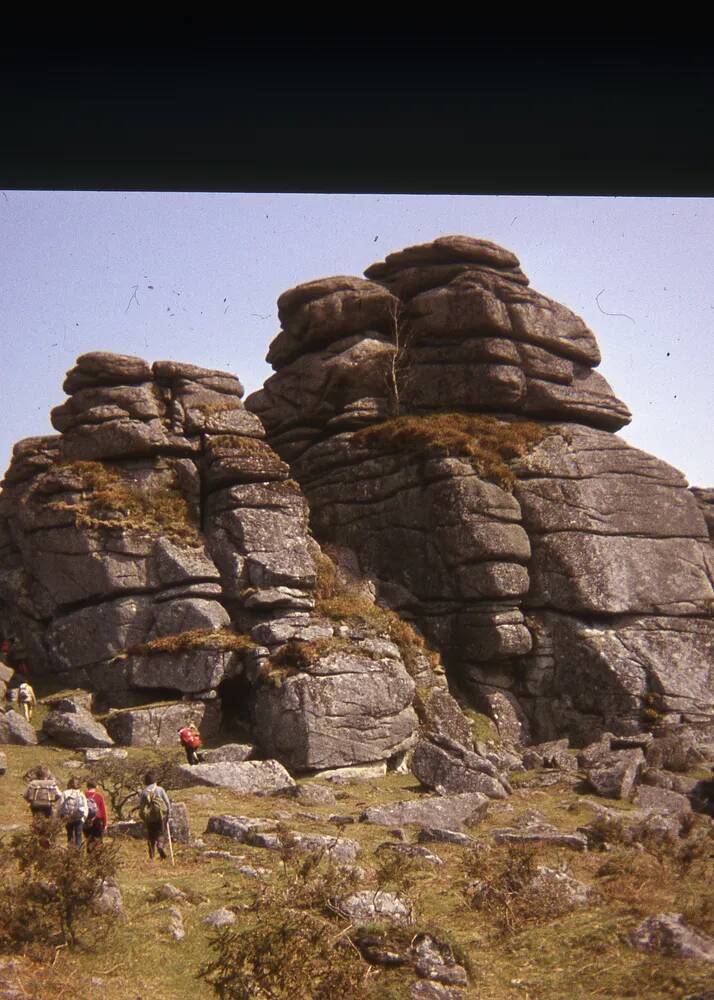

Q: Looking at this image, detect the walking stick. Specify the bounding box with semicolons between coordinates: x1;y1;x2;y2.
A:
165;815;175;866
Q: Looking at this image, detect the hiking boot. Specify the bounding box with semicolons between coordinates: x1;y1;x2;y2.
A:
158;847;167;860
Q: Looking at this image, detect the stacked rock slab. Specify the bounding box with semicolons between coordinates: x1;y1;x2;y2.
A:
246;236;714;744
0;352;438;766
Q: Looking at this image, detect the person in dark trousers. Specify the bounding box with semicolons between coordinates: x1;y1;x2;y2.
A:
84;779;108;848
138;772;171;861
23;764;60;821
59;776;88;849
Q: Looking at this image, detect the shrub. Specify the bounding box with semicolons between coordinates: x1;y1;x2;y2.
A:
199;833;378;1000
80;753;175;820
0;820;120;952
461;844;583;933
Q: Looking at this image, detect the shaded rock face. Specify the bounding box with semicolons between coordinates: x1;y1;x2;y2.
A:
0;352;444;767
246;236;714;744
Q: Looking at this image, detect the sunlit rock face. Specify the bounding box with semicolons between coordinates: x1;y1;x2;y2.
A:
0;352;447;765
247;236;714;744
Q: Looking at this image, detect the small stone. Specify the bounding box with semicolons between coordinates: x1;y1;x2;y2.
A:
376;842;444;866
333;890;413;926
492;825;587;851
630;913;714;963
203;907;236;927
84;747;128;763
167;906;185;941
410;983;465;999
417;827;474;847
317;762;388;783
156;883;187;902
93;878;124;917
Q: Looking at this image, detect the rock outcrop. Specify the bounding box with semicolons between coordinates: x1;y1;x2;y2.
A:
0;353;448;766
246;235;714;744
2;234;712;757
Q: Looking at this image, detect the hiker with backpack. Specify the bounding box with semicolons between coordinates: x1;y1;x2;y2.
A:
138;772;172;861
84;779;108;847
178;721;202;765
59;775;89;849
23;764;61;821
17;680;36;722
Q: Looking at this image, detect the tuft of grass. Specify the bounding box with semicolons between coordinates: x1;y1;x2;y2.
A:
44;460;201;546
313;551;443;679
125;628;256;658
352;413;549;490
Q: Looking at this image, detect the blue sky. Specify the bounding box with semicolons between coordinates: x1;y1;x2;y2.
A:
1;192;711;486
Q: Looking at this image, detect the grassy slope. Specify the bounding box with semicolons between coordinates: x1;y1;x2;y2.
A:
1;741;713;1000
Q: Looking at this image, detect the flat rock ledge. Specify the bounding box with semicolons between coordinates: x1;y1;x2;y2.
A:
171;759;295;795
492;824;588;851
205;814;360;863
360;792;489;829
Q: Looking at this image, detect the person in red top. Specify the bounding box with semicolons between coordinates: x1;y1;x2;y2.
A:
84;779;108;847
178;722;202;765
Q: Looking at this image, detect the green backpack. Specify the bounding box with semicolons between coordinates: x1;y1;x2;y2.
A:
143;789;165;824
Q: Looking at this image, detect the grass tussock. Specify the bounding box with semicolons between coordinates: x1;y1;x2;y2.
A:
313;552;442;679
47;461;201;546
126;628;256;658
260;636;373;688
352;413;549;490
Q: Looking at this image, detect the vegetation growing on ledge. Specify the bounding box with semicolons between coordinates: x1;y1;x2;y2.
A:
352;413;549;490
261;637;360;687
314;552;442;679
126;628;256;657
47;461;202;546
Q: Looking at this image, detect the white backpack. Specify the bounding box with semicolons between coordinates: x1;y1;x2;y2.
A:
59;789;88;823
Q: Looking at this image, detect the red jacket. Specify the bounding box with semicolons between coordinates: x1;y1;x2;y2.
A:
85;789;107;827
178;726;201;749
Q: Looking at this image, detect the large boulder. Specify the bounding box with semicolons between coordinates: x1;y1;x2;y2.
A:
360;792;489;829
42;707;113;748
0;710;37;745
253;639;418;771
587;749;645;800
172;759;295;795
410;736;511;799
105;699;221;747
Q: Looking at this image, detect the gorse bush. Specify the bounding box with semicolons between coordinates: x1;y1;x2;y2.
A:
199;833;378;1000
0;820;120;953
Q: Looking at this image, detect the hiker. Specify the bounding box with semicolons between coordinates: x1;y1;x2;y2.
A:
59;776;89;849
16;680;36;722
23;764;61;821
84;779;108;846
138;772;172;861
178;721;202;765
